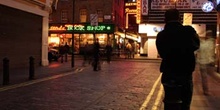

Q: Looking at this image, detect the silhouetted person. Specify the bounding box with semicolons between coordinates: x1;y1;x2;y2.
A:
93;38;100;71
83;42;89;66
105;42;112;63
125;43;132;59
64;42;69;62
156;9;200;110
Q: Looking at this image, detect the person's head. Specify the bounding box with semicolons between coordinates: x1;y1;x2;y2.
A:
96;38;99;42
164;8;180;23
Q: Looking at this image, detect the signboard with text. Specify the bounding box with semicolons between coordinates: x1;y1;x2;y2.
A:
136;0;141;24
151;0;214;10
183;13;193;25
142;0;148;15
49;23;114;34
90;14;98;26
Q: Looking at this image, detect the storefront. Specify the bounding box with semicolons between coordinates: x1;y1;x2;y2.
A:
49;23;115;54
139;23;208;58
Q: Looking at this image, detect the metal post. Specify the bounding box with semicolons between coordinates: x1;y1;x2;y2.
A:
71;33;75;68
29;56;35;80
3;58;9;85
71;0;75;68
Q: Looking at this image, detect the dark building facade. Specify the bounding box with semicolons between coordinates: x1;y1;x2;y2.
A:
0;0;50;70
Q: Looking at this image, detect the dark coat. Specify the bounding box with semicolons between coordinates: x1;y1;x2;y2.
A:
93;42;100;58
156;22;200;76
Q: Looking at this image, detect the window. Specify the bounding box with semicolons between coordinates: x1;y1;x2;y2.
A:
97;10;103;22
61;10;68;23
80;9;87;23
49;15;53;22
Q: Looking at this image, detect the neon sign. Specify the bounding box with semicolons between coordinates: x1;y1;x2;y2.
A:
125;3;137;6
49;24;73;31
49;23;114;33
136;0;141;24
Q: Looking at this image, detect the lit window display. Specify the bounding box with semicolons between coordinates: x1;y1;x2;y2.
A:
49;23;115;54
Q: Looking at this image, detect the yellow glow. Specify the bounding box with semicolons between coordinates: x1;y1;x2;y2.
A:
136;0;141;24
126;13;129;29
48;37;60;45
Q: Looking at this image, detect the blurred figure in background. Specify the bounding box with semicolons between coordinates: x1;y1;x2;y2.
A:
105;42;113;64
125;43;132;59
93;38;100;71
64;42;69;62
82;42;89;66
196;30;215;95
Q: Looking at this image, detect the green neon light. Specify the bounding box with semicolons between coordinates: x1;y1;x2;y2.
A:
49;23;114;33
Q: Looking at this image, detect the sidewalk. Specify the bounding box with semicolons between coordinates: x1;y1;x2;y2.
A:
0;58;82;87
191;66;220;110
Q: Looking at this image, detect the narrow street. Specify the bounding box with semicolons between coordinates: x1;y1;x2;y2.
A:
0;60;163;110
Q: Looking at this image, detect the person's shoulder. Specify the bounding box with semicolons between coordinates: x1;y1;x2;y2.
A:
182;25;196;33
156;30;165;38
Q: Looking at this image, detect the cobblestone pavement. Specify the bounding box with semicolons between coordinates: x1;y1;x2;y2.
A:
0;59;163;110
2;55;220;110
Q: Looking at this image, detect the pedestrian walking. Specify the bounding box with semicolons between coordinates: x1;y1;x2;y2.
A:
82;42;89;66
125;43;132;59
93;38;100;71
105;42;113;63
64;42;69;62
156;9;200;110
196;31;215;95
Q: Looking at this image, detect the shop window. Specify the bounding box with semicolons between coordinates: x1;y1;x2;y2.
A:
61;10;68;23
80;9;87;23
97;10;103;22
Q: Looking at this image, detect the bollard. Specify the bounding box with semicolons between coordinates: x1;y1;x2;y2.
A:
163;84;182;110
3;58;9;85
29;56;35;80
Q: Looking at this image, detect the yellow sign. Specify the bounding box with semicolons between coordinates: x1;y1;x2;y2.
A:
136;0;141;24
183;13;193;25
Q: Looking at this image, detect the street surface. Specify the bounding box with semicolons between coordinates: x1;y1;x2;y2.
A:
0;60;163;110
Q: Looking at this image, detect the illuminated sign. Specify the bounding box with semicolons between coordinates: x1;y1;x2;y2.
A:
136;0;141;24
183;13;193;25
151;0;215;10
125;3;137;6
202;1;214;12
125;8;137;13
49;23;114;33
